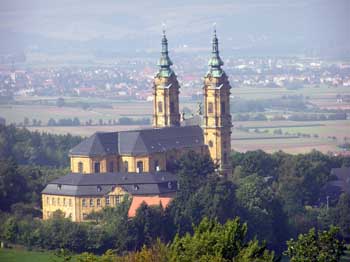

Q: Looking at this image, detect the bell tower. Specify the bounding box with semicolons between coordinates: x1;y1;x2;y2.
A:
153;30;180;128
203;29;232;175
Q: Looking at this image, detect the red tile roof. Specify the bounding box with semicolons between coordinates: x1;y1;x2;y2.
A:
128;196;173;217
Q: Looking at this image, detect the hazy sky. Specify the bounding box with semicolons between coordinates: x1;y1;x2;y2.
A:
0;0;349;56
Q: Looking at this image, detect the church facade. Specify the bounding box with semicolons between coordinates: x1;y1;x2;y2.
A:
41;30;232;222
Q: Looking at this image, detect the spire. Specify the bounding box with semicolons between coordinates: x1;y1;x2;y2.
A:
157;27;173;77
208;25;224;77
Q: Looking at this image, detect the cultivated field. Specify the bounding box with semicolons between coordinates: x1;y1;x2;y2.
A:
1;86;349;154
232;120;350;154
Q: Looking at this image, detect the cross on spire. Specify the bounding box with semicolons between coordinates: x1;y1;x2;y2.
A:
157;25;173;77
208;25;224;77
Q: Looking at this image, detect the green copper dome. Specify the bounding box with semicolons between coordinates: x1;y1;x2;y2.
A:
157;30;173;78
207;29;224;78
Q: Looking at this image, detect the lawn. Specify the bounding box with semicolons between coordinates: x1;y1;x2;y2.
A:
0;248;54;262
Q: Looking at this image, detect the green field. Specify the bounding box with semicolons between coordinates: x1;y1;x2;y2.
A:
0;248;54;262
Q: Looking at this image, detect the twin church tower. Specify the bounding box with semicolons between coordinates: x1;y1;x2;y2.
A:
152;29;232;173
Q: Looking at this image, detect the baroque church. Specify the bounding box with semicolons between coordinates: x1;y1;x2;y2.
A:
42;29;232;222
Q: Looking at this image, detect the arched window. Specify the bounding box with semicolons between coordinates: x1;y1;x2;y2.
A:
89;198;94;207
208;140;214;147
137;161;144;173
154;160;159;171
108;161;114;172
94;162;100;173
124;161;128;173
208;102;213;114
82;199;86;207
78;162;83;173
97;199;101;207
158;101;163;113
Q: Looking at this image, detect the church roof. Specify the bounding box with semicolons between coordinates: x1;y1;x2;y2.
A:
69;125;204;157
69;132;118;157
42;172;178;196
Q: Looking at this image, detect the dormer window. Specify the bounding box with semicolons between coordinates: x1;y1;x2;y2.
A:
167;181;172;189
124;161;128;173
133;184;139;191
97;185;102;192
57;184;62;190
137;161;143;173
94;162;100;173
108;161;114;172
78;162;83;173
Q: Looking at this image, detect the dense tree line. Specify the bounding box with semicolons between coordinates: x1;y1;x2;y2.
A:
0;125;82;167
0;126;349;260
1;150;349;258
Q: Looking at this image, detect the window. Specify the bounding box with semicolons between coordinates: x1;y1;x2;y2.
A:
82;199;86;207
124;161;128;173
78;162;83;173
115;195;122;204
108;161;114;172
69;213;72;219
89;198;94;207
133;184;139;191
57;197;60;206
208;102;213;114
97;185;102;192
52;198;56;206
97;199;101;207
154;160;159;171
208;140;214;147
94;162;100;173
221;102;225;114
170;102;175;113
105;196;110;206
137;161;143;173
168;181;172;189
46;197;49;205
83;213;87;220
63;198;66;206
158;101;163;113
69;199;72;207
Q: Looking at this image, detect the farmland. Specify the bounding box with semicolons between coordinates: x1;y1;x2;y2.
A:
1;85;349;154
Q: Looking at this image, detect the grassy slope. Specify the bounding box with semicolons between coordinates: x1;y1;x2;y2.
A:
0;249;54;262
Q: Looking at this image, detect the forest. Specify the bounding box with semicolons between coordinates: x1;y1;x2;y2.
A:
0;125;349;261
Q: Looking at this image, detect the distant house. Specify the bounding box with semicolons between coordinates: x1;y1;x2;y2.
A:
321;167;350;204
0;116;5;126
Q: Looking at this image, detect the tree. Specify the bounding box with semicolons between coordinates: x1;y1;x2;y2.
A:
333;193;350;240
170;217;274;262
0;159;27;211
284;226;345;262
175;150;215;200
2;217;18;242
